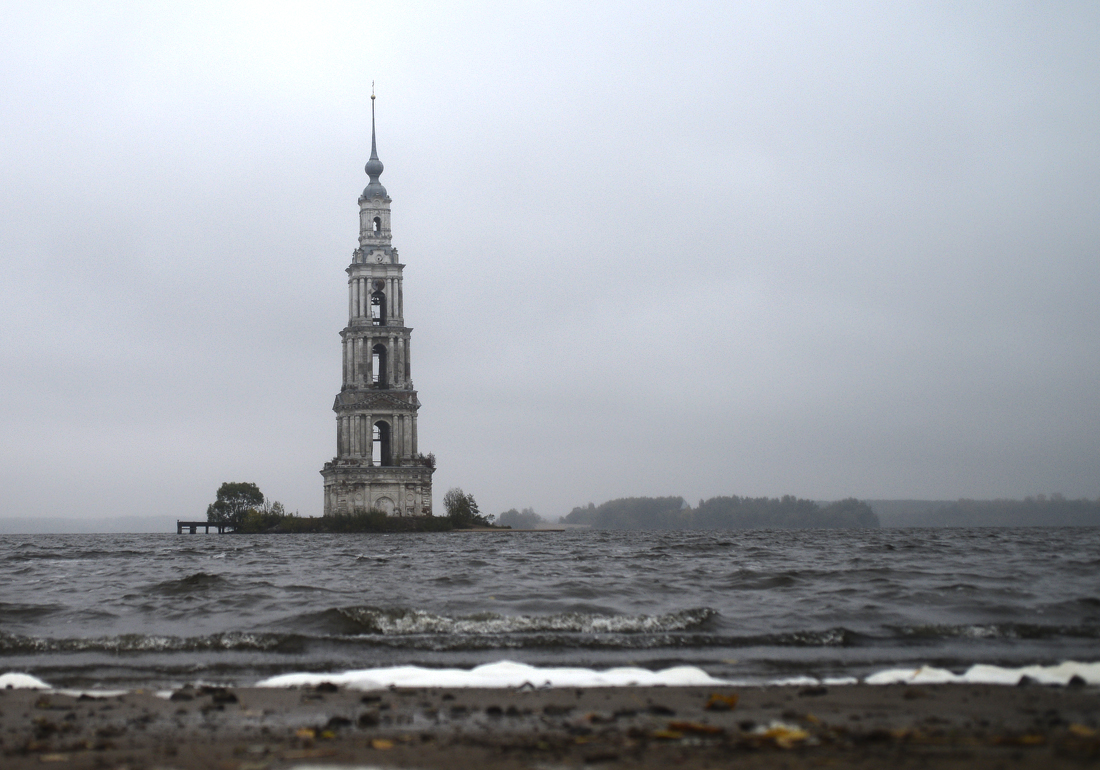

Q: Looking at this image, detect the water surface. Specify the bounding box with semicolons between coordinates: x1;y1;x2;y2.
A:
1;528;1097;689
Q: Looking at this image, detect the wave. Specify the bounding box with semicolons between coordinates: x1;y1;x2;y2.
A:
2;619;1097;658
146;572;232;596
0;625;864;656
332;606;719;635
0;601;65;622
888;622;1100;641
0;631;307;655
3;545;149;561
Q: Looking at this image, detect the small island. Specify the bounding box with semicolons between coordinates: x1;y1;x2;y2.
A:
182;483;503;534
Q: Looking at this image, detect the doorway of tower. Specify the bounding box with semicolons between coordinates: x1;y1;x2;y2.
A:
372;420;392;466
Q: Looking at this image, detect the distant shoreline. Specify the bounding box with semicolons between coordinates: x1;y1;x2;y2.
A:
1;494;1098;534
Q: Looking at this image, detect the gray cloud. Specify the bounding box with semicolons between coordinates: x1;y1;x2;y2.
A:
1;2;1098;525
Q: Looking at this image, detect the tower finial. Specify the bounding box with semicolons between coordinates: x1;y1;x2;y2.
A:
363;84;386;197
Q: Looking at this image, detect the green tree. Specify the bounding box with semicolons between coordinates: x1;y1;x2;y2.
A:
206;482;265;530
443;487;491;528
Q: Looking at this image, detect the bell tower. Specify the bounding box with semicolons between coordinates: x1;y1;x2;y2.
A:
320;93;435;516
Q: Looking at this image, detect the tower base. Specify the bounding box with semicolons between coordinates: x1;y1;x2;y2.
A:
320;461;434;517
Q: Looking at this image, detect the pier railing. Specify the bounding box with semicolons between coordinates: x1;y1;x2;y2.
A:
176;520;235;534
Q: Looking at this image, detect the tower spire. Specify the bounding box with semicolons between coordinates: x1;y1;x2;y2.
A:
363;84;385;196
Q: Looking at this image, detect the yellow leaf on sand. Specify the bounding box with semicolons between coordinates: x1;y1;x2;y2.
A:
758;722;810;749
371;738;394;750
705;693;739;711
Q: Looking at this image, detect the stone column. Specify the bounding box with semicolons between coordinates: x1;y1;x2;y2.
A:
357;337;363;385
358;338;366;385
400;334;409;387
391;334;400;387
365;414;373;464
349;338;357;386
400;411;409;459
354;339;360;386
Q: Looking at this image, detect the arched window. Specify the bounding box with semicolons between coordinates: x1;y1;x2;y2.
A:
372;420;392;466
370;290;386;326
373;216;381;233
371;343;387;388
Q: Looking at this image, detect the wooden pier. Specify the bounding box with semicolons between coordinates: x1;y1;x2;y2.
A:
176;520;234;534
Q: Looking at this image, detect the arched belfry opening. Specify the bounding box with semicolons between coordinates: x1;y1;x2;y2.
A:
372;420;392;466
321;92;433;518
371;343;387;388
371;289;386;326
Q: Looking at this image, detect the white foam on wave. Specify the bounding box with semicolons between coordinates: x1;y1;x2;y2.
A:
337;606;715;635
257;659;1100;690
6;660;1098;693
864;661;1100;686
256;660;726;690
0;672;51;689
771;676;860;686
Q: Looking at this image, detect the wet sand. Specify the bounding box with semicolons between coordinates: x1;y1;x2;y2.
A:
3;682;1098;769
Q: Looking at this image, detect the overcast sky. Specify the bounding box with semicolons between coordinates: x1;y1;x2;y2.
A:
1;1;1098;527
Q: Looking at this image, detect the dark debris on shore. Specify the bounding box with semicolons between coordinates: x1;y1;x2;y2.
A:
3;682;1099;769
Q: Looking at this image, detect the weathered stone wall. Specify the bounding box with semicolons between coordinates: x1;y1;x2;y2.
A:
321;462;434;517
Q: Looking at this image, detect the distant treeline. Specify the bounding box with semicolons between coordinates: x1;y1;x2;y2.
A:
561;496;878;530
498;508;546;528
868;496;1100;528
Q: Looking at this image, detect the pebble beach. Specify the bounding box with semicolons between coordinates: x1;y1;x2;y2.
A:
4;681;1099;769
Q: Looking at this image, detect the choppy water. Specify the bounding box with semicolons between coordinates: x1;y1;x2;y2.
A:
1;528;1098;689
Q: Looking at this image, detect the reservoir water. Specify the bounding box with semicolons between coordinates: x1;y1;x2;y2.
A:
1;528;1097;690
